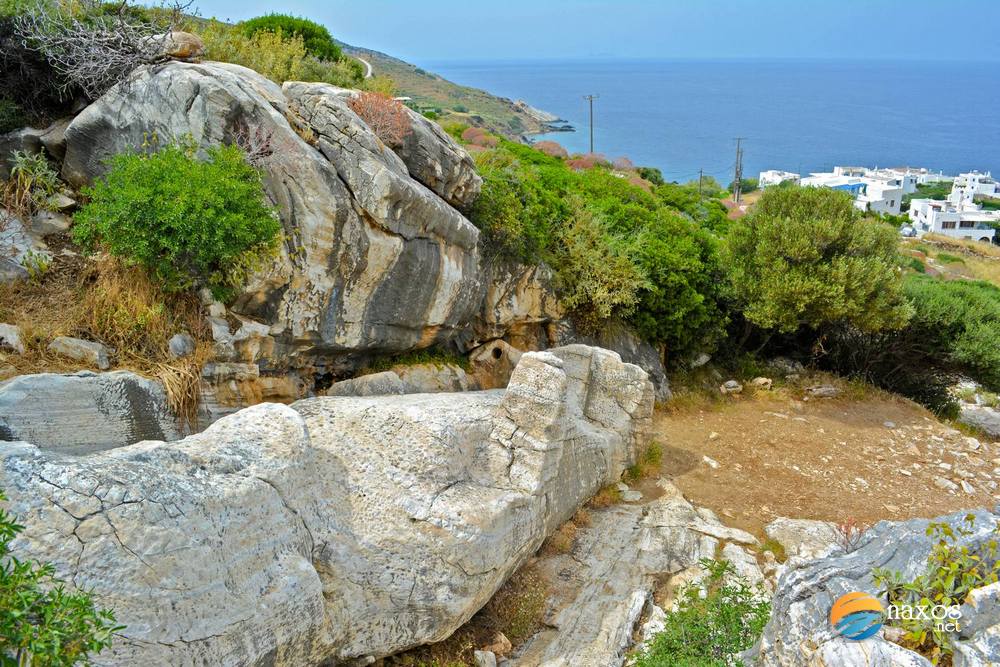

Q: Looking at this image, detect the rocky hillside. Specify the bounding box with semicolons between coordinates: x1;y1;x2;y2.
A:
340;43;571;140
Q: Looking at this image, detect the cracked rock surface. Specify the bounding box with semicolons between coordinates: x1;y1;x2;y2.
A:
1;345;652;665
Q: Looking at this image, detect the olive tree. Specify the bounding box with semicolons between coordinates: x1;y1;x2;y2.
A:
724;185;912;336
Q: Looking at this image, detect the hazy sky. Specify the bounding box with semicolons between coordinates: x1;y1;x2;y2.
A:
190;0;999;64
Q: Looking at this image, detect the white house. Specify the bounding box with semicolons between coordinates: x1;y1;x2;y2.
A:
909;189;998;243
952;171;1000;201
800;170;904;216
758;170;800;188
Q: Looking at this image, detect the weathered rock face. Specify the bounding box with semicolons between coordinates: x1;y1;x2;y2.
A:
394;105;482;209
961;405;1000;439
0;371;181;455
61;62;484;364
756;508;1000;667
1;345;653;665
477;261;563;350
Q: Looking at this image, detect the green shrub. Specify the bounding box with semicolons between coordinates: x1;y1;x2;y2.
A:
637;166;665;186
240;13;341;61
73;142;281;300
300;54;364;87
198;20;306;83
634;559;771;667
469;139;726;358
552;206;647;329
905;256;926;273
874;514;1000;665
935;252;965;265
725;186;912;335
822;276;1000;414
0;489;122;664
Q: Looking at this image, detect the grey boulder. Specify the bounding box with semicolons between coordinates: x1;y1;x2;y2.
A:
0;371;181;455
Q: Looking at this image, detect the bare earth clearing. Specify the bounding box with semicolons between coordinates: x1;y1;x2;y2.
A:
641;391;1000;537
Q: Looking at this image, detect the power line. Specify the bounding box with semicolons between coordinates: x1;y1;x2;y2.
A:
583;94;599;154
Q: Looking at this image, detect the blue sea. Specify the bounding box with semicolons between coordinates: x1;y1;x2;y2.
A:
426;59;1000;183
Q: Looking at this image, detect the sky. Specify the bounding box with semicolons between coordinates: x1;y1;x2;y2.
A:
190;0;1000;64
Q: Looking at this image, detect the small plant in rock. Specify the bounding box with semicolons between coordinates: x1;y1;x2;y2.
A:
348;91;412;147
3;150;61;218
0;489;122;664
634;558;771;667
20;248;50;283
834;517;870;553
73;141;281;301
874;514;1000;665
624;441;663;483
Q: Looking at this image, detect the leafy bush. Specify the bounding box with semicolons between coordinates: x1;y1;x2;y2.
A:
361;74;396;96
725;186;912;335
727;177;758;194
0;489;121;665
634;559;771;667
469;139;727;358
552;206;647;329
822;276;1000;414
198;20;306;84
300;54;363;87
240;13;341;61
637;166;665;186
654;181;730;233
73;142;281;300
874;514;1000;665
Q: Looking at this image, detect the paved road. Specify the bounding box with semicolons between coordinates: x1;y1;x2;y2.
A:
357;57;373;79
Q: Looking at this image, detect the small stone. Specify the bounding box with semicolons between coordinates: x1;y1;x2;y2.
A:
622;489;643;502
691;352;711;368
208;302;227;318
807;384;840;398
897;469;912;477
884;504;900;513
906;444;921;456
708;431;720;441
751;377;773;390
482;632;512;656
48;336;110;370
720;380;743;395
473;650;497;667
0;323;25;354
961;480;975;494
168;332;196;359
703;455;720;470
44;192;76;212
933;476;959;492
965;437;982;451
883;421;896;429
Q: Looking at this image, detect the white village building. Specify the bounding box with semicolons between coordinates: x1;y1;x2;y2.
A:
909;178;999;243
799;169;905;216
952;171;1000;201
758;169;800;188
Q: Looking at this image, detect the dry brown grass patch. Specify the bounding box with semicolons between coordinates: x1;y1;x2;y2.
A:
586;483;623;509
0;245;208;380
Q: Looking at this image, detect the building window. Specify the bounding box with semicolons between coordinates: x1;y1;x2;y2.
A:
943;221;957;229
960;221;975;229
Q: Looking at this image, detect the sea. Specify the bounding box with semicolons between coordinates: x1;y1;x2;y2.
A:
425;58;1000;184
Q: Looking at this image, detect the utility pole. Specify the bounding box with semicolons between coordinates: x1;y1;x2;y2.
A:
698;168;704;200
733;137;746;204
583;94;599;154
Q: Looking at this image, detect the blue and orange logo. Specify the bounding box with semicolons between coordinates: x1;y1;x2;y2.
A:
830;592;884;641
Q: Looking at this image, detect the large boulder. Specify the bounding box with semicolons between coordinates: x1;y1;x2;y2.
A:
1;345;653;665
394;105;482;209
755;508;1000;667
61;62;483;364
0;371;181;455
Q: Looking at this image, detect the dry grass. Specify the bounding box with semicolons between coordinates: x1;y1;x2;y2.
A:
923;233;1000;260
0;245;208;380
385;565;548;667
586;484;623;509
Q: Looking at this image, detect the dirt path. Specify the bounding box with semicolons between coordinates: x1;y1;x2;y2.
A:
640;391;1000;537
